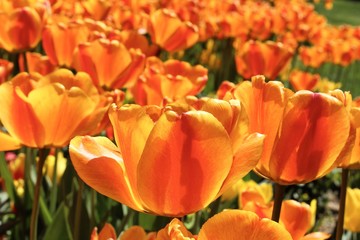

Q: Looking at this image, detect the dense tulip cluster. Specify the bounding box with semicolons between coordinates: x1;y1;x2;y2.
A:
0;0;359;239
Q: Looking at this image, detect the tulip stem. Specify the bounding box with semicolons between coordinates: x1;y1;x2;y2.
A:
22;52;29;73
49;148;59;214
336;168;349;240
30;148;49;240
118;208;134;233
74;178;84;240
271;183;286;222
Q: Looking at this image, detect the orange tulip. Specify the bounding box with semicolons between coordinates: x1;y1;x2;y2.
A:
0;59;14;83
90;223;116;240
74;38;145;89
70;98;264;216
0;6;43;52
289;70;320;91
131;57;208;106
157;210;292;239
147;8;199;52
119;226;156;240
224;75;350;184
42;18;89;67
299;46;327;68
234;40;294;80
19;52;56;75
81;0;111;21
0;69;109;148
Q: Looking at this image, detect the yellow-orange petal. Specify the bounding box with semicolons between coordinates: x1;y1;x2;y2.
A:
69;136;144;211
344;188;360;232
137;110;233;216
108;104;159;205
0;76;45;148
27;83;96;147
198;210;292;240
0;131;20;151
156;218;196;240
98;223;117;240
217;133;265;198
270;91;350;184
280;200;312;240
120;226;147;240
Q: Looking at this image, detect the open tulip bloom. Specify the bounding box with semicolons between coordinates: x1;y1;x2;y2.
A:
70;98;265;216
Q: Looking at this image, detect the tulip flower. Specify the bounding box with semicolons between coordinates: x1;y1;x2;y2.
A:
70;98;264;216
156;210;292;239
234;40;294;80
42;18;89;67
147;8;199;52
90;223;117;240
289;70;320;91
74;38;145;89
131;57;208;106
19;52;56;75
0;59;14;84
119;226;156;240
0;69;109;148
0;6;44;52
224;75;351;184
344;188;360;232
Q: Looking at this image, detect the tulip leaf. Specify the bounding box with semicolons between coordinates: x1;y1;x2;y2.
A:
0;152;16;202
43;203;73;240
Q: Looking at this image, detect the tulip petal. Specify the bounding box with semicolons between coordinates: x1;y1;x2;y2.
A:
217;133;265;198
280;200;312;240
108;104;160;202
119;226;147;240
0;131;20;151
138;110;233;216
0;78;45;147
301;232;331;240
270;91;350;184
344;188;360;232
69;136;144;211
198;210;292;240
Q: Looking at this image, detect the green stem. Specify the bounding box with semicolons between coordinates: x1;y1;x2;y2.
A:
118;208;134;234
74;179;84;240
90;189;96;229
336;168;349;240
271;183;286;222
209;197;221;218
30;148;48;240
49;148;59;214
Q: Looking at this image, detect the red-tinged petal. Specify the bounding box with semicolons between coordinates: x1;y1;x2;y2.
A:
137;110;233;216
301;232;331;240
108;104;160;203
198;210;292;240
280;200;312;240
217;133;265;198
0;131;20;151
69;136;144;211
164;22;199;52
270;91;350;184
98;223;116;240
120;226;147;240
232;76;292;178
0;77;45;148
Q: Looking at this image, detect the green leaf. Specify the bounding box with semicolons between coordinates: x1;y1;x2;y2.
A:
43;203;73;240
0;152;16;202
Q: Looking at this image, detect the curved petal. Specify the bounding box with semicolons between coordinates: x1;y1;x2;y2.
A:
344;188;360;232
198;210;292;240
270;91;350;184
217;133;265;198
280;200;312;240
156;218;196;240
137;110;233;216
98;223;117;240
0;131;20;151
119;226;147;240
108;104;159;202
301;232;331;240
0;77;45;148
69;136;144;211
